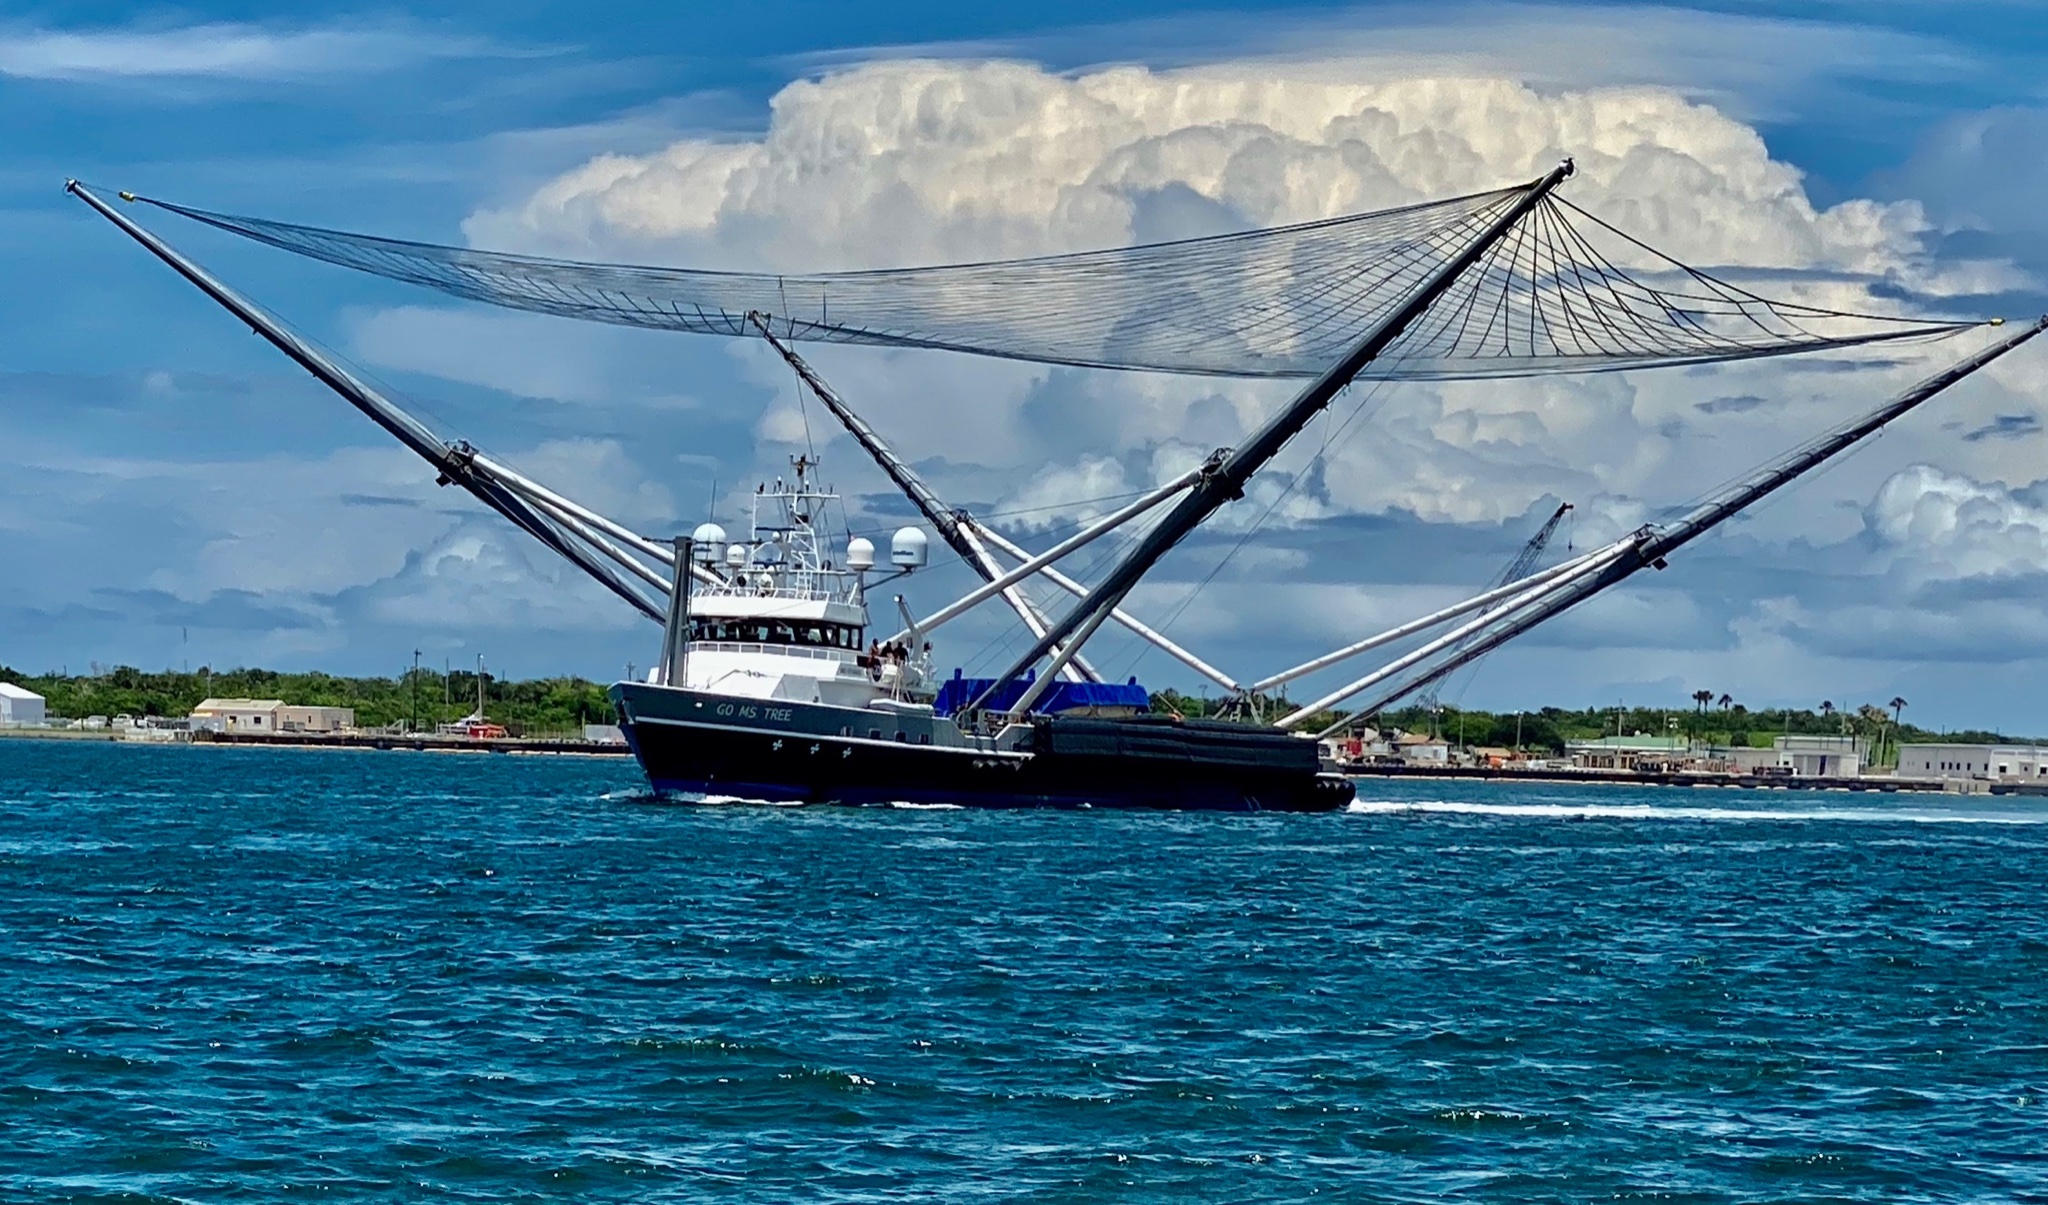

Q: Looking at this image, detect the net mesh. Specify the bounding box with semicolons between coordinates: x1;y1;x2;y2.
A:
139;184;1977;380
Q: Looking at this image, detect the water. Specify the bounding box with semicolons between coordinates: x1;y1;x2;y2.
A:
4;739;2046;1202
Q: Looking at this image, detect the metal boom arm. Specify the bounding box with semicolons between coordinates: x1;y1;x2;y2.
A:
751;316;1243;689
973;159;1577;715
748;315;1098;683
1302;316;2048;734
68;181;678;622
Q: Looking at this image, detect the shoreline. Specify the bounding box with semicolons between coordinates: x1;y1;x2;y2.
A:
0;727;632;757
1341;762;2038;795
11;727;2041;795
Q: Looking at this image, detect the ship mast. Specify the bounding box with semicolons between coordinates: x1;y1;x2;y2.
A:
745;315;1098;684
971;159;1577;717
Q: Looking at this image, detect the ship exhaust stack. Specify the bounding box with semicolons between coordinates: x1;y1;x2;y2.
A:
659;537;696;687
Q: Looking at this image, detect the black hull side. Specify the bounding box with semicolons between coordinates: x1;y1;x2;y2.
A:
611;687;1350;813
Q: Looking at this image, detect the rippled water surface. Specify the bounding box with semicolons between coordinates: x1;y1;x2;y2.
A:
4;739;2047;1202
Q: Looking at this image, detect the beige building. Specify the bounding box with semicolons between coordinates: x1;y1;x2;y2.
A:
277;705;355;733
1395;732;1449;764
190;698;283;732
1567;735;1689;772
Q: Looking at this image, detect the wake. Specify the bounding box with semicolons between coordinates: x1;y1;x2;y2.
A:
1349;799;2048;826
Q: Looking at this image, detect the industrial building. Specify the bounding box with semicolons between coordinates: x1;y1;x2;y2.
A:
0;683;46;726
1566;733;1863;777
1897;743;2048;782
1565;735;1690;772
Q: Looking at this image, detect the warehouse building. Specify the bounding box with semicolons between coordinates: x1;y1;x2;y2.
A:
1897;743;2048;782
0;683;46;727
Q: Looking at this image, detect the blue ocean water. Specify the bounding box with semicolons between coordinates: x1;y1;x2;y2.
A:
3;740;2046;1202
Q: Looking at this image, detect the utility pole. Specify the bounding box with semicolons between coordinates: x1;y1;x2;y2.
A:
411;649;421;733
1515;709;1524;754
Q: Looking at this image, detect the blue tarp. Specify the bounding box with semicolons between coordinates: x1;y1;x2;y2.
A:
933;671;1149;717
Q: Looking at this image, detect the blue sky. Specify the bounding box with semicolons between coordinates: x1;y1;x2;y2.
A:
6;0;2048;730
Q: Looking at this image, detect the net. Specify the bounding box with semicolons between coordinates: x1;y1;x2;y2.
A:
138;183;1978;380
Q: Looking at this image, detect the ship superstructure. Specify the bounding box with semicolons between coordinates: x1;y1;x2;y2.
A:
664;456;933;709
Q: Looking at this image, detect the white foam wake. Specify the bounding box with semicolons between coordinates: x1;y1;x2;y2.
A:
1348;799;2048;825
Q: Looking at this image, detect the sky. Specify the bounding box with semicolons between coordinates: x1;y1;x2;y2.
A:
5;0;2048;732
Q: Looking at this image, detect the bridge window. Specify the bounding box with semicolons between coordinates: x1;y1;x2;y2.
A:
692;620;863;649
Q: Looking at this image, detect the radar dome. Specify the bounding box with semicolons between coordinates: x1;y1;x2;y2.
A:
725;543;749;568
890;527;929;569
846;537;876;571
690;523;726;562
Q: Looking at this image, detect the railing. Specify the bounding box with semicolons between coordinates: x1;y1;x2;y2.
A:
696;581;858;602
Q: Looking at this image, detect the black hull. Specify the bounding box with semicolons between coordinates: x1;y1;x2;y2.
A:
611;685;1351;813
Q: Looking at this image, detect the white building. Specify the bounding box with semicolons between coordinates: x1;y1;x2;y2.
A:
0;683;46;726
1570;734;1863;777
1898;743;2048;782
1776;735;1864;778
190;698;283;733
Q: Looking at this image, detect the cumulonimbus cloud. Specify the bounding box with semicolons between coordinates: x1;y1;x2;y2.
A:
467;56;1998;302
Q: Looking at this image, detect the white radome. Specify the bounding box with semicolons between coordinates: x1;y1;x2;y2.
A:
891;527;929;568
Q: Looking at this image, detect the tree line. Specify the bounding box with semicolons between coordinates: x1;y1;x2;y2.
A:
1149;690;2017;761
0;664;616;736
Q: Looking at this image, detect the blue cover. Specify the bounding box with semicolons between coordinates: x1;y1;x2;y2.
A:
933;670;1149;717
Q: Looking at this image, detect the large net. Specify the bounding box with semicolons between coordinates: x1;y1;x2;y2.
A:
138;182;1978;380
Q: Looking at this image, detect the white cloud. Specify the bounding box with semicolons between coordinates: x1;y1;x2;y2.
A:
0;21;509;82
1869;464;2048;580
469;58;1957;286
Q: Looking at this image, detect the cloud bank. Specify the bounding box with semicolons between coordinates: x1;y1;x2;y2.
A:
470;58;1953;286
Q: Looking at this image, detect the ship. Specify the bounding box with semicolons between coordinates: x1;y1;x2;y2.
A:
610;455;1351;810
64;166;2041;812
